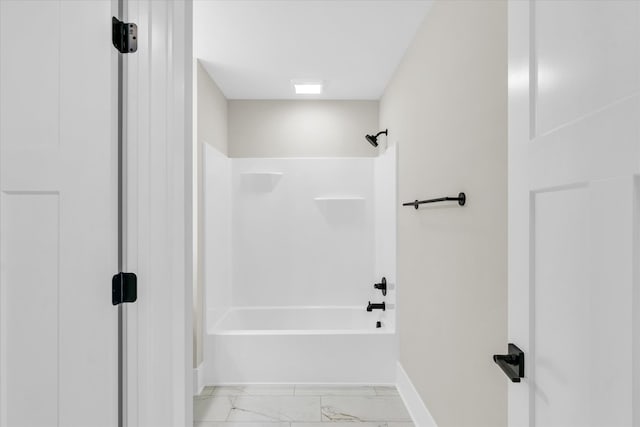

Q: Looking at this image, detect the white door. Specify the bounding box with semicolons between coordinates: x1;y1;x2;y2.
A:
0;1;118;426
508;1;640;426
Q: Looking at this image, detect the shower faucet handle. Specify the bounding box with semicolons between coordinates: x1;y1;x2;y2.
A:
374;277;387;296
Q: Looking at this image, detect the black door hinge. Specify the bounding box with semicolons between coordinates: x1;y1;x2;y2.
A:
112;17;137;54
112;272;137;305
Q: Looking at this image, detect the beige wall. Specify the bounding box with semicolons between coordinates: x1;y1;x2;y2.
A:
228;100;378;157
194;61;228;367
198;62;228;156
380;1;507;426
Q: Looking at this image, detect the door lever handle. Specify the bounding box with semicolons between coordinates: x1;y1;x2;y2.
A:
493;343;524;383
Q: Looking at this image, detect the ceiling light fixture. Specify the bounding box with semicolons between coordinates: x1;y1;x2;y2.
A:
293;81;323;95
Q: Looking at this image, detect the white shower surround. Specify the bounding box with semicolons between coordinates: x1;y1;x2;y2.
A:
203;145;397;384
231;157;376;307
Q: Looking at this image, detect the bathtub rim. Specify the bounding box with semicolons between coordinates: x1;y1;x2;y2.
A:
208;305;396;336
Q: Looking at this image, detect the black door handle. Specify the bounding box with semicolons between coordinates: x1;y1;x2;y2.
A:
493;343;524;382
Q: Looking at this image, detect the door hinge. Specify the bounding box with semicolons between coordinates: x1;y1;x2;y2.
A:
112;272;137;305
112;17;137;54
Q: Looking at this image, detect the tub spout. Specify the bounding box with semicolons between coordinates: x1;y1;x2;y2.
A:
366;301;385;312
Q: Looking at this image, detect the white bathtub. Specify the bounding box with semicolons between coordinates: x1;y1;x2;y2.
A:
205;307;397;384
211;306;392;334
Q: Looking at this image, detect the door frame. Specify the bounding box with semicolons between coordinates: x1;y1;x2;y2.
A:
124;1;193;425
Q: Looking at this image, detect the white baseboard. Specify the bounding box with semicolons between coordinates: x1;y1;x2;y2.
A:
193;363;205;396
396;362;438;427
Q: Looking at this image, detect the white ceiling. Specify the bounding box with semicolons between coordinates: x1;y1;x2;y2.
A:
193;0;432;100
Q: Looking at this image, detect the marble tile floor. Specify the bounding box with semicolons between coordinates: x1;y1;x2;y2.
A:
194;385;415;427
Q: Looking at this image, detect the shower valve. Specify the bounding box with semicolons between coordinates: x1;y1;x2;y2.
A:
374;277;387;296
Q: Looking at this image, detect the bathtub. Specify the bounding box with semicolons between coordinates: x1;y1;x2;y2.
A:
204;306;397;384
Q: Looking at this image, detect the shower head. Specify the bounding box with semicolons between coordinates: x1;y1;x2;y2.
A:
365;129;387;147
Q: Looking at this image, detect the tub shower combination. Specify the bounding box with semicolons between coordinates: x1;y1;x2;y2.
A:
206;305;396;384
203;145;397;385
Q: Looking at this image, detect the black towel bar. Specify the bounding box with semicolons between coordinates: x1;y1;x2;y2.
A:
402;192;466;209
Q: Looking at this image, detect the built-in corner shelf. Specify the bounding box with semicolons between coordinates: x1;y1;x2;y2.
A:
240;172;283;192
